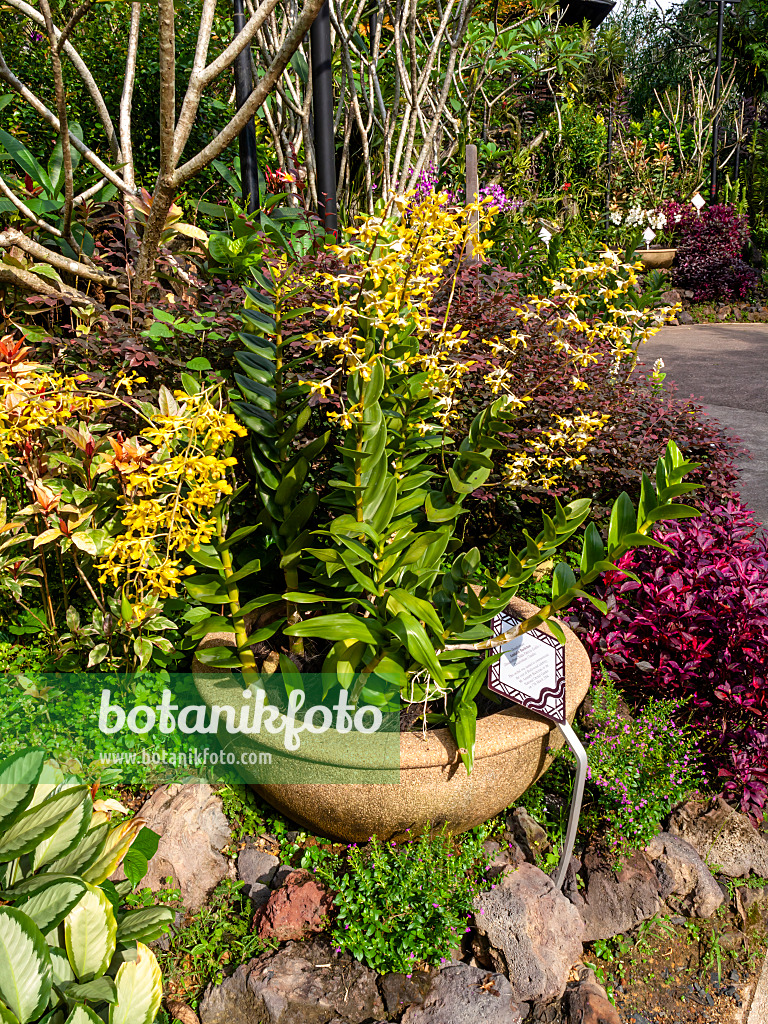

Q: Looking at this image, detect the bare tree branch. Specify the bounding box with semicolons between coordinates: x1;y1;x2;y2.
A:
0;48;134;196
39;0;75;239
158;0;176;181
56;1;94;53
0;174;62;236
0;262;93;307
174;0;327;184
0;229;122;287
119;2;141;196
4;0;121;162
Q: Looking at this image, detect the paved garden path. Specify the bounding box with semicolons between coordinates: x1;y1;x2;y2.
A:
635;323;768;1019
636;322;768;525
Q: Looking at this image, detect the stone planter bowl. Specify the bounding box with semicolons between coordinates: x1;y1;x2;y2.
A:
636;247;677;270
192;597;591;842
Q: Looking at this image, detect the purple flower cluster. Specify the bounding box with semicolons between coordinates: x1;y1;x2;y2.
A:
404;164;459;211
479;183;523;214
582;680;706;865
573;499;768;820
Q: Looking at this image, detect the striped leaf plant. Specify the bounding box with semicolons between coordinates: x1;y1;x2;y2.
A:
0;749;171;1024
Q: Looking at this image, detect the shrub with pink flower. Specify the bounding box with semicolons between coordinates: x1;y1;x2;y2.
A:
573;499;768;820
578;674;706;866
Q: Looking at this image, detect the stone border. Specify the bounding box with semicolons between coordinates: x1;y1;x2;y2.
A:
745;946;768;1023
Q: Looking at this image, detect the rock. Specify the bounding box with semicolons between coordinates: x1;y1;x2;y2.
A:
483;839;526;880
560;856;584;910
646;832;724;918
198;938;384;1024
566;967;620;1024
736;886;768;935
253;869;334;942
668;797;768;878
529;1000;561;1022
661;289;682;305
270;864;295;889
247;883;272;910
717;305;732;319
472;862;583;1006
578;849;662;942
112;784;234;913
507;808;550;863
677;310;694;324
684;290;694;298
238;848;279;907
380;971;432;1015
401;964;523;1024
238;847;279;888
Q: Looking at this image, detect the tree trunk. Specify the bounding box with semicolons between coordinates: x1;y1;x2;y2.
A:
133;178;176;290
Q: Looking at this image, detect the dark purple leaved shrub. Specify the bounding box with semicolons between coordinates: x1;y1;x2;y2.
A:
662;201;758;301
571;499;768;819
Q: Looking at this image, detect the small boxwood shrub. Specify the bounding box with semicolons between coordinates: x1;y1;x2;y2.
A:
301;826;490;974
572;500;768;819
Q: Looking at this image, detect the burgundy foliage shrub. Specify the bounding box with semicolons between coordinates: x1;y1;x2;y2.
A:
662;201;758;301
572;500;768;818
431;266;741;529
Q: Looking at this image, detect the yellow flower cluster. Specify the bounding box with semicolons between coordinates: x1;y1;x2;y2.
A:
487;250;679;490
0;373;111;459
303;192;498;431
549;250;680;366
99;389;246;603
503;410;611;490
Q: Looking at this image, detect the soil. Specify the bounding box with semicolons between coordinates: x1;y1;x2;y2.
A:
590;919;764;1024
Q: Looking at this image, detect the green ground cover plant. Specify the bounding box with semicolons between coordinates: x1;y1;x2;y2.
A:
302;825;491;975
516;673;707;867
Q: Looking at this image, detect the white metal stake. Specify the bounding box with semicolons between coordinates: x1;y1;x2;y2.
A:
553;718;588;891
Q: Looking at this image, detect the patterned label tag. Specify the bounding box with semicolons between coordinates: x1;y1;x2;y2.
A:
486;609;566;723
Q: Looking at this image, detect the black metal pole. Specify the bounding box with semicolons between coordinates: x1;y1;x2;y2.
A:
233;0;260;213
710;0;725;202
605;103;613;227
310;0;337;235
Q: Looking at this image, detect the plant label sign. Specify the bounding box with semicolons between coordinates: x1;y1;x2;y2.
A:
485;608;586;893
486;608;566;723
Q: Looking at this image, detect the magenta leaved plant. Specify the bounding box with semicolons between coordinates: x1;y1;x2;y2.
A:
662;201;758;302
573;499;768;819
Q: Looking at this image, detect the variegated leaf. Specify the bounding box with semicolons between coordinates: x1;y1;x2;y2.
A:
13;878;86;934
82;819;145;885
64;1007;102;1024
0;787;88;863
115;906;173;945
64;883;116;981
0;999;19;1023
44;823;108;877
49;946;75;988
109;943;162;1024
0;906;52;1023
33;793;92;871
0;750;45;833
